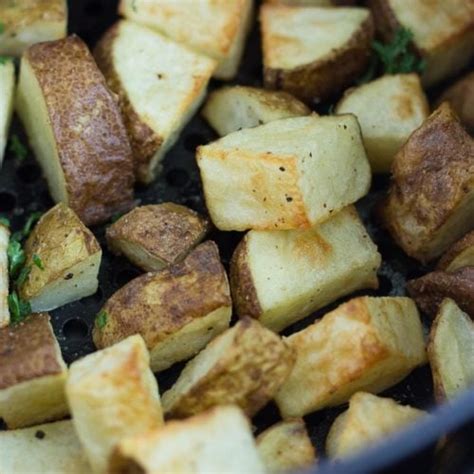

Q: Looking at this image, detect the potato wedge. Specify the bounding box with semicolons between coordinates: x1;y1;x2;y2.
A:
437;230;474;272
106;203;210;272
381;103;474;263
0;313;68;429
19;203;102;312
0;60;15;167
274;297;426;418
326;392;425;459
95;21;216;183
335;74;429;173
162;317;295;419
16;35;135;225
110;406;265;474
260;5;374;103
66;335;163;474
231;206;381;332
197;114;371;231
0;224;9;328
118;0;253;80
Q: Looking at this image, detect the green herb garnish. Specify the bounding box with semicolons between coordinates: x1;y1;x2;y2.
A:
0;22;5;35
8;291;31;324
0;56;9;65
33;254;44;270
8;135;28;161
18;211;42;240
96;310;108;329
15;265;31;287
7;239;25;278
0;216;10;227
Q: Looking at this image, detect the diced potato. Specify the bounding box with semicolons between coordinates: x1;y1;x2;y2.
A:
202;86;311;136
265;0;356;4
95;21;216;183
66;335;163;474
0;314;68;429
16;35;135;226
437;230;474;272
0;224;9;328
0;60;15;167
19;203;102;312
0;0;67;56
335;74;429;173
93;241;232;373
118;0;254;80
106;203;210;272
231;206;381;332
197;115;371;231
260;5;374;103
256;419;316;472
326;392;425;459
274;297;426;418
162;318;295;419
381;103;474;263
109;406;265;474
0;420;90;474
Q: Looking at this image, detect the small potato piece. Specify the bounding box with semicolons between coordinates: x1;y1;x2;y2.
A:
0;224;10;328
66;335;163;474
0;314;68;429
231;206;381;332
326;392;425;459
275;297;426;418
109;406;265;474
437;230;474;272
106;203;210;272
0;60;15;166
381;103;474;263
197;115;371;231
256;419;316;472
161;318;295;419
335;74;429;173
265;0;356;4
260;5;374;103
19;203;102;312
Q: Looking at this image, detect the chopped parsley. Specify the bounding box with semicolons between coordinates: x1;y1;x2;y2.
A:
95;310;108;329
0;22;4;35
7;239;25;279
8;135;28;161
18;211;42;240
0;57;9;65
0;216;10;227
15;265;31;287
33;254;44;270
8;291;31;324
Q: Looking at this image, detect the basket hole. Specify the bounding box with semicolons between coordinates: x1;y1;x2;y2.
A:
184;133;207;152
62;318;89;340
378;274;393;294
17;163;41;184
84;0;104;15
115;268;141;287
0;192;16;212
92;287;104;303
166;168;189;187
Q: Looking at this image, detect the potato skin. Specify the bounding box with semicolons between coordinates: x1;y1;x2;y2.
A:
437;230;474;272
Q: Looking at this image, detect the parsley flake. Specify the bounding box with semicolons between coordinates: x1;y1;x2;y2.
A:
7;239;25;278
15;265;31;287
96;310;108;329
33;254;44;270
0;216;10;227
8;291;31;324
0;22;4;35
8;135;28;161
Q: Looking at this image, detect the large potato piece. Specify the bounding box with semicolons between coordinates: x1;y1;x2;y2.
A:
16;35;135;225
260;5;373;103
0;60;15;167
0;224;9;328
93;241;232;373
66;335;163;474
275;297;426;418
162;318;295;419
437;231;474;272
197;115;371;231
95;21;216;183
0;314;68;429
231;206;381;332
19;203;102;312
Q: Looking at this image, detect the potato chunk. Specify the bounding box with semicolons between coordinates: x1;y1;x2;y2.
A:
66;335;163;474
274;297;426;418
381;103;474;263
260;5;374;103
0;314;68;429
95;21;216;183
0;60;15;167
16;35;135;225
197;115;371;231
162;318;295;419
231;206;381;332
437;231;474;272
19;203;102;312
0;224;9;328
106;203;210;272
326;392;425;459
336;74;429;173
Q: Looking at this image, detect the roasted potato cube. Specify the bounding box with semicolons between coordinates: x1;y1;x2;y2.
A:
0;0;67;57
231;206;381;332
265;0;356;4
19;203;102;312
0;60;15;166
95;21;216;183
381;103;474;263
335;74;429;173
118;0;253;80
93;241;232;373
437;230;474;272
162;318;295;419
16;35;135;226
110;406;265;474
0;224;9;328
260;5;374;103
326;392;425;459
197;115;371;231
0;314;68;429
66;335;163;474
275;297;426;418
106;203;210;272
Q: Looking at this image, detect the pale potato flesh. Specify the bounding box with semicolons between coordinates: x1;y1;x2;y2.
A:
0;61;15;167
0;225;9;328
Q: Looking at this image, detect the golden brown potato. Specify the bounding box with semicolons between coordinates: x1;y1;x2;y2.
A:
0;314;68;429
0;60;15;167
0;224;9;328
265;0;356;4
161;318;295;419
381;102;474;263
437;230;474;272
93;241;232;373
106;203;210;272
274;297;426;418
